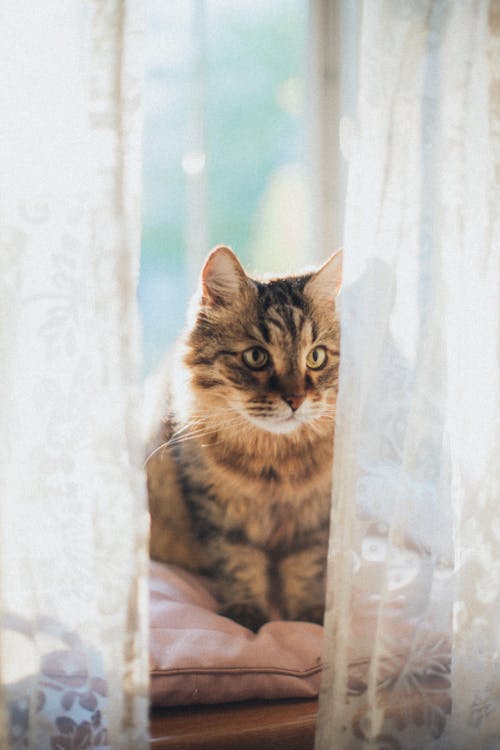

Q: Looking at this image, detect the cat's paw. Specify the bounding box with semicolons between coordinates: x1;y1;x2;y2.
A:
219;603;269;632
292;604;325;625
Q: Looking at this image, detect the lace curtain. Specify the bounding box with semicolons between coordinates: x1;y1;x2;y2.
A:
0;2;149;748
317;1;500;749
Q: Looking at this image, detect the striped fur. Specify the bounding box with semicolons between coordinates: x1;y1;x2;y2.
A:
147;246;342;630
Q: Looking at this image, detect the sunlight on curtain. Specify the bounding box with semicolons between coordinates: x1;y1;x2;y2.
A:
0;2;149;747
317;1;500;748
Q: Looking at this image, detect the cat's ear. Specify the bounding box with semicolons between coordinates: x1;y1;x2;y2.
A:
201;245;249;306
304;249;342;304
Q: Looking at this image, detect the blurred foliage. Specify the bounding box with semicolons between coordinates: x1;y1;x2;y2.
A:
140;1;307;371
142;1;306;266
206;6;306;266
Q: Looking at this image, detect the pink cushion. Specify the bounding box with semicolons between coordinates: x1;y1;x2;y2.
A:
150;561;324;706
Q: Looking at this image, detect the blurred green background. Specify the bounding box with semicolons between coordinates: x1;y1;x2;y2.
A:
140;0;309;372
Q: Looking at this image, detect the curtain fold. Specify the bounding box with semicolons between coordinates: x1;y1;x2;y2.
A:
317;1;500;748
0;2;149;748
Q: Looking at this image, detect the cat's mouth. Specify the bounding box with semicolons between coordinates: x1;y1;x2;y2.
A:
235;396;330;435
244;411;304;435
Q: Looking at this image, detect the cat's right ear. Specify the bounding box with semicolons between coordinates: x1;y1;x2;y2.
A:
201;246;249;306
304;249;342;304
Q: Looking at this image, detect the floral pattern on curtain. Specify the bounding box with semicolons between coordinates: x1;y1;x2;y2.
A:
0;2;149;748
317;1;500;749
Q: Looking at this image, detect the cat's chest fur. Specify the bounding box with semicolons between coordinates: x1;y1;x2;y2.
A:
178;429;333;550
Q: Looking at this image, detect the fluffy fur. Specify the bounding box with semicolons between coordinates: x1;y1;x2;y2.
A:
147;246;342;631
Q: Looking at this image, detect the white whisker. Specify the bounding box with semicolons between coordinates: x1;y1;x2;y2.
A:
144;441;170;466
165;423;241;447
145;415;246;461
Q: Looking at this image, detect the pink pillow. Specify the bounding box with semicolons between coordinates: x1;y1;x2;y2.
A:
150;561;324;706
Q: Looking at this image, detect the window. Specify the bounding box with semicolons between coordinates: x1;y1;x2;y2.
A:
140;0;310;373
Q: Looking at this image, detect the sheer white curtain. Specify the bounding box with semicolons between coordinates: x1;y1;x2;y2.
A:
317;1;500;748
0;2;149;747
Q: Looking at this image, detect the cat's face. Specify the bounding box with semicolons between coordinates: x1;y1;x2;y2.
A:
185;246;341;437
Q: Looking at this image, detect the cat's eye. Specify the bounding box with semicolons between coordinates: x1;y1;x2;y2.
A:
242;347;269;370
306;346;327;370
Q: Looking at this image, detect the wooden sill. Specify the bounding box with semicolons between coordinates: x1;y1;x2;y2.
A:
150;698;318;750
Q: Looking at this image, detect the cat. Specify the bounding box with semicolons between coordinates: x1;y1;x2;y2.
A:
146;245;342;631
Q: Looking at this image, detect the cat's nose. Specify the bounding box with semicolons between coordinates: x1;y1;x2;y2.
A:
284;394;305;412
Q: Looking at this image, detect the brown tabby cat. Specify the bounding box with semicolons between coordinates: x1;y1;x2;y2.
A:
146;246;342;631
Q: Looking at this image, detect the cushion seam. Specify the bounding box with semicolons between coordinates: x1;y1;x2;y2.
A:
150;664;324;677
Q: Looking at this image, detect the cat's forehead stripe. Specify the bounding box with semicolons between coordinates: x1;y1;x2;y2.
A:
261;304;307;347
256;276;311;307
257;318;271;343
278;304;297;339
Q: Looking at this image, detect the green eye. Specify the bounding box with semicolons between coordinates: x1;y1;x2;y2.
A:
306;346;327;370
242;347;269;370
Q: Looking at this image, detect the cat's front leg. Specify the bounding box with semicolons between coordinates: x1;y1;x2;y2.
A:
148;447;205;571
278;535;328;624
209;539;271;631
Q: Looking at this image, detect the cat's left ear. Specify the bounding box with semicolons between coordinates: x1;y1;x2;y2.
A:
201;245;250;306
304;249;342;304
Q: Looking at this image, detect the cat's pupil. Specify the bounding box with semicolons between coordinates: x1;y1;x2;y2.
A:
312;350;318;361
252;349;259;361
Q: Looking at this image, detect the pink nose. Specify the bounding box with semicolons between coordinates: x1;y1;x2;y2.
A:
284;394;305;412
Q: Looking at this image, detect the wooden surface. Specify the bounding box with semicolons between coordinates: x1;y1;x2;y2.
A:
150;698;318;750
